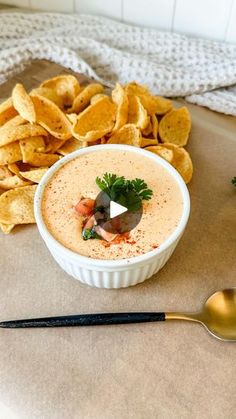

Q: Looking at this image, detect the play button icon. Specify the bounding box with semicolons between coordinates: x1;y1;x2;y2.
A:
110;201;127;218
94;191;143;235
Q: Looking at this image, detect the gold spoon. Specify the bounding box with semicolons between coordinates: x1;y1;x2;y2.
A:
0;288;235;341
166;288;236;341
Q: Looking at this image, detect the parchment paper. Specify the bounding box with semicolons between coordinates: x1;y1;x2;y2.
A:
0;61;235;419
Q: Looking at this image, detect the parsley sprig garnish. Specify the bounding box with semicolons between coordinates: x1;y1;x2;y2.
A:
232;177;236;187
82;228;100;240
96;173;153;212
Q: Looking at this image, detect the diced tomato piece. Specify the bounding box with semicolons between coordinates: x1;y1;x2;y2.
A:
94;225;118;242
83;215;96;230
75;198;95;216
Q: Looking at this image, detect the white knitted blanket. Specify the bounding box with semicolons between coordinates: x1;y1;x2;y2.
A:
1;12;236;116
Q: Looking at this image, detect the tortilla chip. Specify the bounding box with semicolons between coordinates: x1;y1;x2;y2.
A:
145;145;174;164
20;136;45;163
141;119;152;136
128;95;149;130
159;107;191;146
19;136;58;166
30;87;64;109
8;163;19;174
11;161;32;173
72;97;116;142
66;113;77;125
125;82;149;96
71;83;104;113
125;83;172;115
91;94;108;105
152;115;158;139
41;75;80;107
12;83;36;123
25;152;59;168
31;94;72;140
20;168;48;183
0;174;32;190
141;138;158;147
0;184;36;225
107;124;141;147
0;142;22;165
7;162;29;181
8;162;21;177
163;143;193;183
111;83;128;132
58;137;87;155
0;115;26;132
0;165;13;180
0;222;15;234
44;135;67;153
0;123;48;147
140;95;172;115
0;98;18;127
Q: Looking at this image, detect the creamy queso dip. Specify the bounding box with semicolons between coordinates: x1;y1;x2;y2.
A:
42;149;183;260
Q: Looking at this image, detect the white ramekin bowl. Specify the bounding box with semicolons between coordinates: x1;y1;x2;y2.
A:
34;144;190;289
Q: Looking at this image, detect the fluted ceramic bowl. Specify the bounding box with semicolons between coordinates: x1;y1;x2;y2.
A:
34;144;190;288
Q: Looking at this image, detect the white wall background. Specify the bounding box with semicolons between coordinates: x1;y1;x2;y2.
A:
1;0;236;43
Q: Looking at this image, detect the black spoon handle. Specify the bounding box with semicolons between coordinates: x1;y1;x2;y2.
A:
0;312;165;328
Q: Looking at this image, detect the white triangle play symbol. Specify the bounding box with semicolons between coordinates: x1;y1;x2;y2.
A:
110;201;128;218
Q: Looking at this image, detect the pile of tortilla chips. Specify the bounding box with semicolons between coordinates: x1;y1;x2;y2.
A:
0;75;193;234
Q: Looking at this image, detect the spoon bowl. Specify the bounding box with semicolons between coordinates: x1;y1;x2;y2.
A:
201;288;236;341
166;288;236;341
